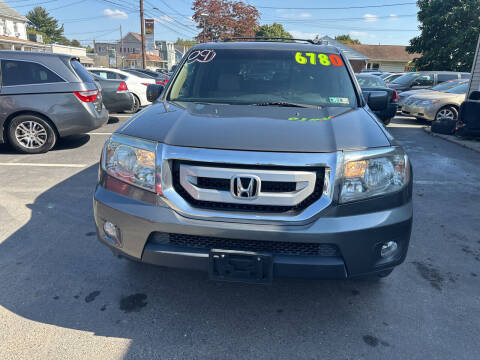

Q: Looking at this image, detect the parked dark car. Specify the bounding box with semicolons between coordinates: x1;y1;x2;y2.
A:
91;74;134;113
122;68;169;85
94;40;412;283
356;74;398;125
0;51;108;153
387;71;470;93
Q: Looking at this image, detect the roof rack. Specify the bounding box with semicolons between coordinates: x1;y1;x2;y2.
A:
223;37;324;45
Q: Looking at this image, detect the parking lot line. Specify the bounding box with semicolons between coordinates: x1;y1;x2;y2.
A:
89;132;112;135
0;162;86;168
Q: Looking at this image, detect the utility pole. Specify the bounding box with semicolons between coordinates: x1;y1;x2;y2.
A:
140;0;146;69
120;25;124;68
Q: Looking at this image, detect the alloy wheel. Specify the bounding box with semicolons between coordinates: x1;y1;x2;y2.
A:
14;121;48;149
436;108;455;121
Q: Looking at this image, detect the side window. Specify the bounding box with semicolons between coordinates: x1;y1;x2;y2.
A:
1;60;64;86
70;60;93;83
119;74;127;80
105;71;117;80
437;74;458;83
412;74;434;87
93;71;108;79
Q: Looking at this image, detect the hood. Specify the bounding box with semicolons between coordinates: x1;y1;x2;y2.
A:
411;91;466;101
117;101;390;153
399;89;430;98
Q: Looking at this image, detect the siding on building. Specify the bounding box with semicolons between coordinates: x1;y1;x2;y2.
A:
470;38;480;94
371;61;406;73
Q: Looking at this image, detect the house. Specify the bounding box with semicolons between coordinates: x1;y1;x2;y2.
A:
348;44;419;72
319;36;419;73
45;43;94;67
156;40;176;70
319;36;369;73
0;0;44;51
95;32;144;57
125;53;166;70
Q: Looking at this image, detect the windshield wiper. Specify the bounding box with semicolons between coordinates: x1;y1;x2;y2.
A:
250;101;321;109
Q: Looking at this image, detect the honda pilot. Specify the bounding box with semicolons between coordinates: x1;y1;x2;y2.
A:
94;40;413;283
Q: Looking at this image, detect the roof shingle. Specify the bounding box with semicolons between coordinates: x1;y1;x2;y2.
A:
348;44;420;62
126;53;165;61
0;0;28;21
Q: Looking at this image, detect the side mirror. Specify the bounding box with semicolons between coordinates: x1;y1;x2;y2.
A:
366;91;389;111
469;91;480;101
146;84;164;102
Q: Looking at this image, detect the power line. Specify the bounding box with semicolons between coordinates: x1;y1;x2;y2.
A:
144;9;197;38
144;0;197;35
1;0;60;8
99;0;138;11
255;2;417;10
65;28;120;36
263;14;417;23
48;0;83;11
61;10;137;24
156;0;196;27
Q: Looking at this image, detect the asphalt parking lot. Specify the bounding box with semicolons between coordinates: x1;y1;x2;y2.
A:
0;114;479;360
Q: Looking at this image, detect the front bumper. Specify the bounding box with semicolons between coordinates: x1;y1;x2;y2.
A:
93;185;413;280
401;103;438;121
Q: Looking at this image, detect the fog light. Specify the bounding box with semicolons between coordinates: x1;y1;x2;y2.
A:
103;221;122;247
381;241;398;258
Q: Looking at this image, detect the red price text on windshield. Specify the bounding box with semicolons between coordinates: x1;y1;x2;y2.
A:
295;52;344;67
187;49;216;64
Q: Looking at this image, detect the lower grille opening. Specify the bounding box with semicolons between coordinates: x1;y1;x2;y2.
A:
173;161;325;213
150;232;340;257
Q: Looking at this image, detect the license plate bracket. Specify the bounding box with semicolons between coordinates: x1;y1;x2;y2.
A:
209;249;273;284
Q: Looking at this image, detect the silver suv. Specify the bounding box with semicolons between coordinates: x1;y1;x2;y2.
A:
94;40;413;283
0;51;108;153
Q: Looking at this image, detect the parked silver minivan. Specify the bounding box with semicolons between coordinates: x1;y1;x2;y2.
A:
0;51;108;153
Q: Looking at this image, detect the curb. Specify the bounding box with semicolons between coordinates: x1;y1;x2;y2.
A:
423;127;480;153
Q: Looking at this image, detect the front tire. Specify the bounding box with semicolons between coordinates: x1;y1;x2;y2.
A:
435;106;458;122
7;115;56;154
383;118;392;125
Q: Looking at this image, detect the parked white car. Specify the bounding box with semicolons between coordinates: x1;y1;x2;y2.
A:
88;68;155;112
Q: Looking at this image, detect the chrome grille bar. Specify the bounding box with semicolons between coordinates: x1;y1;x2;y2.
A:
179;164;316;206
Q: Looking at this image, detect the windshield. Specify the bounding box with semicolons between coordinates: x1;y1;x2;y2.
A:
384;74;402;83
356;75;386;88
431;80;464;91
444;82;468;94
391;72;420;85
167;48;357;107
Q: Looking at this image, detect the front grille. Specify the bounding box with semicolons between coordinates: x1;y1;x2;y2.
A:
197;177;297;193
172;161;325;213
150;232;340;257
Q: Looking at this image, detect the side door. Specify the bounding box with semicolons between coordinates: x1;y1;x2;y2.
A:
410;73;434;90
436;73;459;85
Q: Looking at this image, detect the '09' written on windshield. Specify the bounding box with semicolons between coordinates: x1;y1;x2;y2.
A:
295;52;344;67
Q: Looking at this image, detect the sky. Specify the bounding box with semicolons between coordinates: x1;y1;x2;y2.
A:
13;0;421;47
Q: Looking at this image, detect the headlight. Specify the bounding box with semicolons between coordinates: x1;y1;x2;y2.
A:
340;147;409;203
103;134;157;192
419;99;440;106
